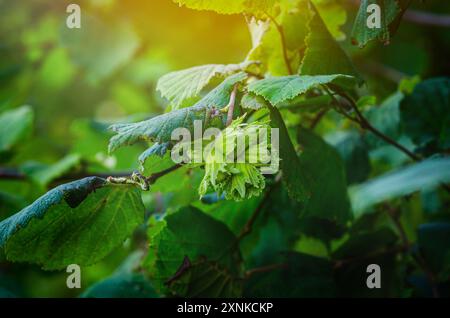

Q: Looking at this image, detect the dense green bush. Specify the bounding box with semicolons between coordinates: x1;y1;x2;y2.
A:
0;0;449;298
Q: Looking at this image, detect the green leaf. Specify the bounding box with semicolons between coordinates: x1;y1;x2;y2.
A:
0;177;144;270
400;77;450;153
246;4;309;75
167;259;243;297
418;223;450;277
157;62;252;110
248;74;356;106
298;128;352;225
108;72;247;153
0;106;34;153
173;0;247;14
326;131;371;185
333;228;398;259
20;154;82;186
364;91;402;148
244;252;336;297
351;0;408;48
313;0;347;40
268;105;309;201
173;0;280;15
333;228;401;297
241;93;267;110
138;142;173;174
195;196;261;235
300;2;359;77
145;206;241;293
350;158;450;215
81;273;159;298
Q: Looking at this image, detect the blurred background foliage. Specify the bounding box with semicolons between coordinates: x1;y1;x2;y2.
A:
0;0;449;297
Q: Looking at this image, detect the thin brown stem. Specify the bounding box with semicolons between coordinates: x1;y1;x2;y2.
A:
226;85;238;126
244;263;287;279
236;189;272;242
0;167;132;182
0;164;183;189
309;108;329;130
265;12;293;75
335;89;421;162
146;164;183;185
384;204;440;298
404;10;450;27
333;244;408;269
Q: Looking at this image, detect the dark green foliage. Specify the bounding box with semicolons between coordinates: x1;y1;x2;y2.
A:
400;78;450;154
0;0;449;299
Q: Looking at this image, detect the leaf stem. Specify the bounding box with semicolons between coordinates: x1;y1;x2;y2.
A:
333;88;421;162
309;108;329;130
0;164;183;190
226;85;238;126
385;204;440;298
146;164;183;184
236;189;272;242
265;12;293;75
244;263;287;279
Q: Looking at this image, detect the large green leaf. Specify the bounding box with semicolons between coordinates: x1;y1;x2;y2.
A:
326;131;371;185
351;0;408;48
299;2;358;77
244;252;335;297
173;0;247;14
157;62;252;110
248;74;355;106
364;91;402;149
333;227;401;297
173;0;280;15
350;158;450;215
108;72;247;153
313;0;347;40
400;77;450;153
268;105;309;202
298;128;352;225
0;177;144;270
246;3;309;76
0;105;34;153
167;259;243;297
145;206;241;294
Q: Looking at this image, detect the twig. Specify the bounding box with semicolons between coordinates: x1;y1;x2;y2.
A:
333;89;421;162
385;204;440;298
0;164;183;189
404;10;450;27
265;12;293;75
333;244;408;269
0;167;132;182
309;108;329;130
236;189;272;242
0;168;27;180
226;85;238;126
244;263;287;279
146;164;183;184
